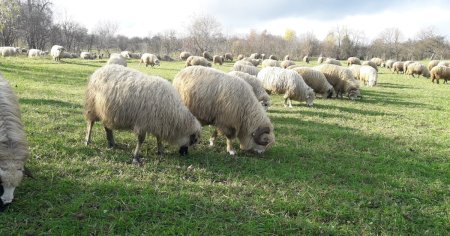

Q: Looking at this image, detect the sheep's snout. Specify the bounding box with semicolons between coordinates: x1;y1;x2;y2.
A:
179;146;189;156
0;185;15;205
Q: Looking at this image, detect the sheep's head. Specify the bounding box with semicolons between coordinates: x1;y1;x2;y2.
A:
178;125;202;156
422;70;431;78
306;88;315;107
326;87;335;98
0;162;25;205
240;126;275;154
348;88;362;100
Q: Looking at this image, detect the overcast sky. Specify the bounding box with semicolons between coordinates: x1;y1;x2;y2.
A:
52;0;450;41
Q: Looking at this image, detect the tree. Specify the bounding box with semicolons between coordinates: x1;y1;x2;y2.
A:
21;0;53;49
93;20;118;56
187;14;222;54
0;0;21;46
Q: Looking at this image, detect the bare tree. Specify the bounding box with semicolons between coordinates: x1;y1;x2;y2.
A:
0;0;21;46
187;14;222;54
21;0;53;49
93;20;118;56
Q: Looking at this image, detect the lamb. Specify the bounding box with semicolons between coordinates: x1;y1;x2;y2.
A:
284;55;290;60
289;67;334;98
120;51;131;58
359;65;378;87
173;66;275;155
280;60;296;69
437;61;449;67
262;59;280;68
303;55;310;64
347;57;361;66
50;45;65;61
1;47;20;57
324;58;342;66
257;67;315;107
202;51;213;61
106;53;127;67
224;53;233;61
179;51;191;60
392;61;404;74
237;54;245;60
362;61;378;72
84;65;202;164
140;53;160;67
28;49;46;58
0;75;29;209
213;55;223;65
228;71;271;110
185;56;211;67
385;59;395;69
317;56;324;64
428;60;440;71
269;55;278;60
313;64;361;100
430;65;450;84
403;61;414;73
405;62;430;78
232;61;260;76
80;52;96;60
370;57;384;66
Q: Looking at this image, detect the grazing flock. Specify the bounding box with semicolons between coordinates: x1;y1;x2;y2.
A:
0;44;449;211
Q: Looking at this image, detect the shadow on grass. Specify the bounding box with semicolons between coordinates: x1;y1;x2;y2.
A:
20;98;82;108
379;82;417;89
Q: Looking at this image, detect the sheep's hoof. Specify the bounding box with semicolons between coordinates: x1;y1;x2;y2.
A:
179;146;189;156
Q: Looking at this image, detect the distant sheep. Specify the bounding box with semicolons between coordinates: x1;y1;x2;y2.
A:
262;59;280;68
437;61;449;67
202;51;213;61
129;53;141;59
385;59;395;69
313;64;361;100
1;47;20;57
228;71;271;110
269;55;278;60
257;67;315;107
232;61;260;76
120;51;131;58
349;65;362;80
140;53;160;67
249;53;261;59
405;62;430;78
324;58;342;66
290;67;334;98
173;66;275;155
106;53;127;67
0;75;29;209
362;61;378;72
370;57;384;66
186;56;211;67
84;65;202;163
284;55;290;60
242;57;262;66
213;55;223;65
28;49;46;58
318;56;324;64
179;51;191;60
224;53;233;61
280;60;296;69
50;45;65;61
428;60;440;71
392;61;404;74
403;61;414;73
80;52;96;60
347;57;361;66
430;65;450;84
303;55;310;64
237;54;245;60
359;66;378;87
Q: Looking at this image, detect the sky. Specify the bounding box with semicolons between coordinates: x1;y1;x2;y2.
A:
52;0;450;41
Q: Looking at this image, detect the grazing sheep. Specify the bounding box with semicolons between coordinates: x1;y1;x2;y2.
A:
303;55;310;64
173;66;275;155
28;49;46;58
403;61;414;73
359;65;378;87
347;57;361;66
324;58;342;66
84;65;202;163
232;62;260;76
80;52;96;60
257;67;315;107
242;57;262;67
261;54;266;59
228;71;271;110
186;56;211;67
106;53;127;67
362;61;378;72
129;53;141;59
120;51;131;58
1;47;20;57
179;51;191;60
428;60;440;71
349;65;362;80
430;65;450;84
437;61;449;67
392;61;404;74
249;53;261;59
405;62;430;78
262;59;280;68
224;53;233;61
269;55;278;60
50;45;65;61
202;51;213;61
290;67;334;98
318;56;324;64
284;55;290;60
370;57;384;66
140;53;160;67
213;55;223;65
280;60;296;69
313;64;361;100
0;75;29;208
237;54;245;60
385;59;395;69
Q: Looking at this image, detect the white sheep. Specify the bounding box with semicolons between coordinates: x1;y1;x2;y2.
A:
370;57;384;66
280;60;296;69
1;47;20;57
202;51;213;61
324;58;342;66
257;67;315;107
249;53;261;59
405;62;430;78
428;60;440;71
84;65;202;163
228;71;271;110
50;45;65;61
185;56;211;67
430;65;450;84
403;61;414;73
313;64;361;100
362;60;378;72
232;61;260;76
242;57;262;67
120;51;131;58
317;56;324;64
106;53;127;67
289;67;335;98
140;53;160;67
385;59;395;69
392;61;404;74
261;59;280;68
359;65;378;87
179;51;191;60
0;75;29;209
213;55;223;65
437;61;449;67
28;49;46;58
347;57;361;66
173;66;275;156
80;52;96;60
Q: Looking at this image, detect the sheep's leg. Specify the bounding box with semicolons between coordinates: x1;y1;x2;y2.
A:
284;97;289;107
288;98;293;108
132;133;146;164
226;137;236;156
104;127;115;149
210;128;218;146
156;137;165;156
85;120;94;145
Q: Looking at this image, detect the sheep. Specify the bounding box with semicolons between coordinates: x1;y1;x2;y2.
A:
179;51;191;61
257;67;315;107
349;65;362;80
405;62;430;78
228;71;271;110
50;45;65;61
1;47;20;57
313;64;361;100
70;53;79;58
362;60;378;72
392;61;404;74
284;55;290;60
213;55;223;65
324;58;342;66
385;59;395;69
80;52;96;60
235;60;254;67
174;66;275;155
0;75;29;209
359;65;378;87
185;56;211;67
428;60;440;71
129;53;141;59
224;53;233;61
237;54;245;60
140;53;160;67
403;61;414;73
303;55;310;64
269;55;278;60
280;60;296;69
84;65;202;163
347;57;361;66
106;53;127;67
370;57;384;66
202;51;213;61
262;59;280;68
28;49;46;58
430;65;450;84
120;51;131;58
437;61;449;67
289;67;334;98
242;57;262;67
318;56;324;64
249;53;261;59
232;62;260;76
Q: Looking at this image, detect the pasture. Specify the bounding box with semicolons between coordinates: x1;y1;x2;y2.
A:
0;56;449;235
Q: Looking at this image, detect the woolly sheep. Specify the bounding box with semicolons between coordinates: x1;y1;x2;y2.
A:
290;67;334;98
392;61;404;74
324;58;342;66
237;54;245;60
84;65;202;163
347;57;361;66
349;65;362;80
232;61;260;76
80;52;96;60
106;53;127;67
28;49;45;58
313;64;361;100
249;53;261;59
280;60;296;69
241;57;260;67
269;55;278;60
235;60;254;67
359;65;378;87
284;55;290;60
0;75;29;209
213;55;223;65
405;62;430;78
120;51;131;58
362;60;378;72
140;53;160;67
257;67;315;107
370;57;384;66
224;53;233;61
173;66;275;155
385;59;395;69
437;61;449;67
179;51;191;60
303;55;310;64
262;59;280;68
186;56;211;67
430;65;450;84
403;61;414;73
1;47;20;57
228;71;271;110
50;45;65;61
202;51;213;61
318;56;324;64
428;60;440;71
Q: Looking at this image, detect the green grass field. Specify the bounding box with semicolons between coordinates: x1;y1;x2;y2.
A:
0;56;449;235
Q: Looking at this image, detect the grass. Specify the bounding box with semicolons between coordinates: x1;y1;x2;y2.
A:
0;56;449;235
